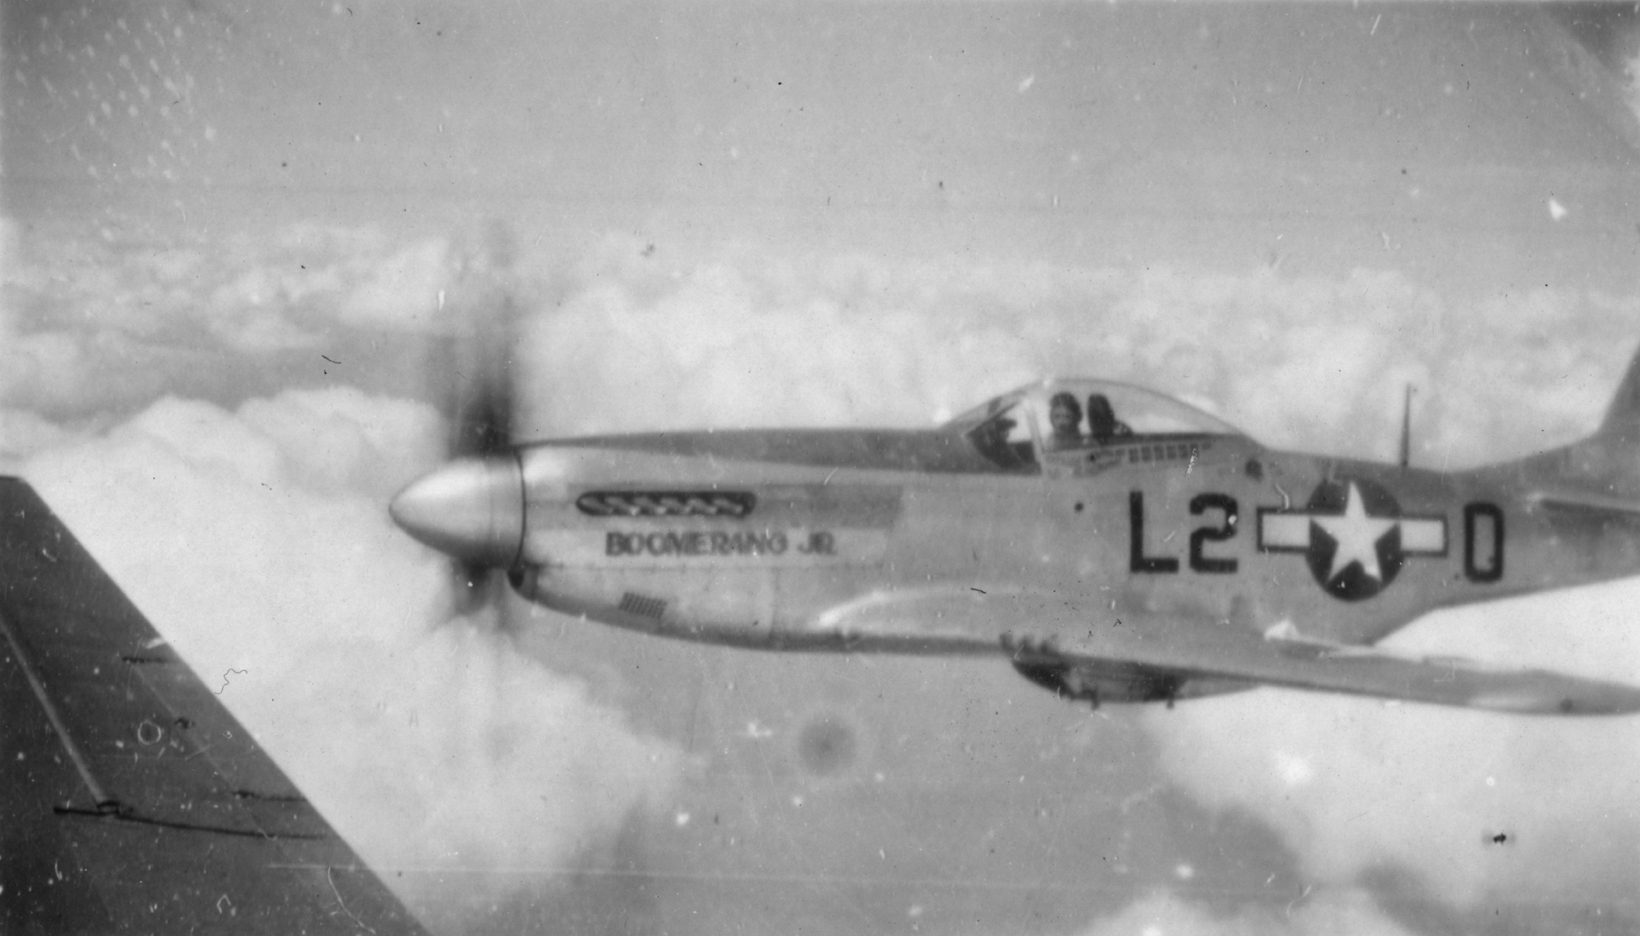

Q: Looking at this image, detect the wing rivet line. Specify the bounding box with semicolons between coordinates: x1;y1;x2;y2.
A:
0;610;118;810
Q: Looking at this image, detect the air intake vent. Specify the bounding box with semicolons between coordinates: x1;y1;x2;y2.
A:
618;592;668;620
577;490;755;519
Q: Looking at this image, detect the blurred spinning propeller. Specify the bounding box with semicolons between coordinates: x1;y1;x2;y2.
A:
445;295;522;616
391;225;530;620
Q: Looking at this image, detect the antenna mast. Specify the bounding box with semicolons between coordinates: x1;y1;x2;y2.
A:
1398;384;1414;468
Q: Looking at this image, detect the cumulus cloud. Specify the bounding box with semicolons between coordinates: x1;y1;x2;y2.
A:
1147;582;1640;914
21;389;682;930
0;218;473;420
0;407;81;470
340;236;460;331
11;211;1637;463
1081;888;1417;936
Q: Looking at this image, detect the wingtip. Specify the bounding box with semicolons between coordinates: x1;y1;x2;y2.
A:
1470;680;1640;717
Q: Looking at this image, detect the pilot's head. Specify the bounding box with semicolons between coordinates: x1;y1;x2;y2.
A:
1048;392;1083;441
1087;394;1118;441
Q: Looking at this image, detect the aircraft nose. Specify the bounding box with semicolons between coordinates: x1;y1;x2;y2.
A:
389;456;524;568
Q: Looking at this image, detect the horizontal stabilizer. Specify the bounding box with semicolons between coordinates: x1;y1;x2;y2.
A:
1528;485;1640;517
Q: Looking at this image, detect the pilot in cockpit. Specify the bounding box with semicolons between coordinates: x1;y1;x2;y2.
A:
1087;393;1133;444
1048;392;1084;450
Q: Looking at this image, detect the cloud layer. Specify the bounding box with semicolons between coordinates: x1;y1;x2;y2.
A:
1081;888;1419;936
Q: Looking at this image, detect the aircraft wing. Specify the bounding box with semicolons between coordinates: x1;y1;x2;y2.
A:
1528;485;1640;517
820;587;1640;715
0;477;431;935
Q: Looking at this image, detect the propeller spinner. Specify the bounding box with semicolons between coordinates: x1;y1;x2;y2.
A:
389;455;523;569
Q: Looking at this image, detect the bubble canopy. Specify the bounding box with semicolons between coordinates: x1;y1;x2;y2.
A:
947;379;1246;471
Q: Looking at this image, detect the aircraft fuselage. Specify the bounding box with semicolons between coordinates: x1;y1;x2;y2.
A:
502;430;1637;657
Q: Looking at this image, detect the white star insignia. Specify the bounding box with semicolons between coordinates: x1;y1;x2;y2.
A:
1312;482;1398;582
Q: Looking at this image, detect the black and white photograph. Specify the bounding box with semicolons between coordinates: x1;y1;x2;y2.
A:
4;2;1640;934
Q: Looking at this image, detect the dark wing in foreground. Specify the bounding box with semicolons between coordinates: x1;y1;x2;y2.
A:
822;588;1640;715
0;477;430;936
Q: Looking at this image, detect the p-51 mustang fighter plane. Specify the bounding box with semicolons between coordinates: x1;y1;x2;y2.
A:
391;344;1640;716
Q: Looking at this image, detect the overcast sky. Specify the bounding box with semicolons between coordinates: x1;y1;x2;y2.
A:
6;3;1640;935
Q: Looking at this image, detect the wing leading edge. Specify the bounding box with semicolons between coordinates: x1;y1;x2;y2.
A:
821;587;1640;715
0;477;430;935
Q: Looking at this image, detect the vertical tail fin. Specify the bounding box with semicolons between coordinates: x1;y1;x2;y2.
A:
1598;341;1640;448
1535;340;1640;504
